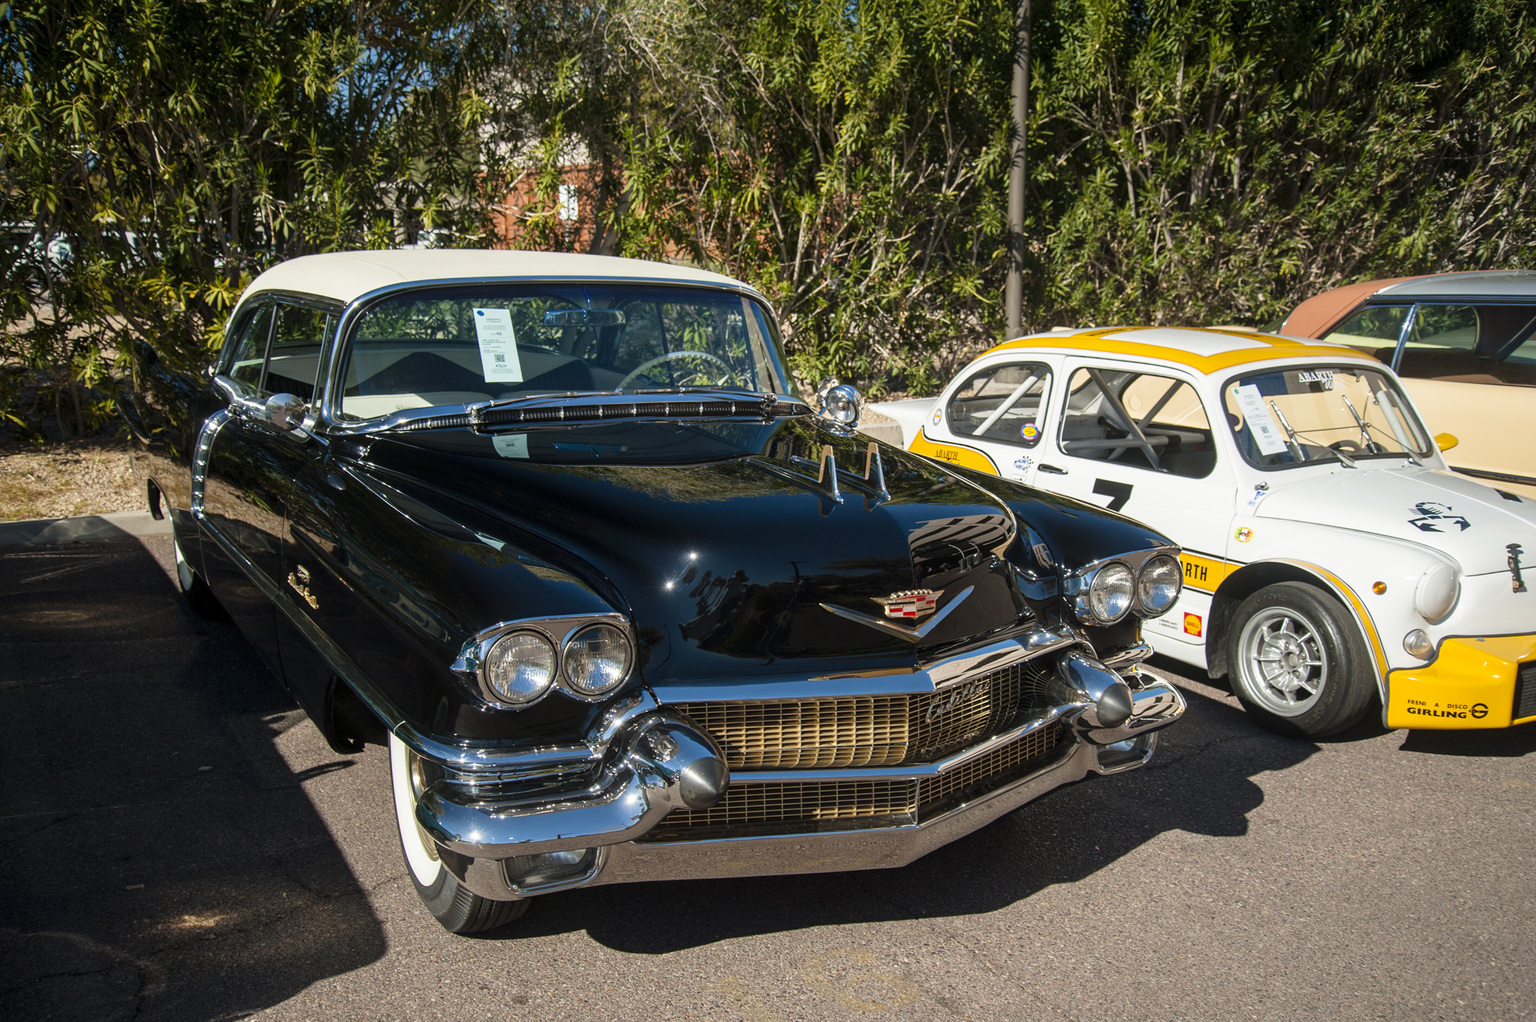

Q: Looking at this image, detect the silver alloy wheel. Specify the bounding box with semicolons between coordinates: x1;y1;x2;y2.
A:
1234;605;1328;717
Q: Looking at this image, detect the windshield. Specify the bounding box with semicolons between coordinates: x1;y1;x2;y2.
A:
337;282;790;421
1222;365;1433;469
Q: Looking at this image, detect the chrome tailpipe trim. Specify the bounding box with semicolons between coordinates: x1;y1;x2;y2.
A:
1052;652;1185;746
415;711;729;861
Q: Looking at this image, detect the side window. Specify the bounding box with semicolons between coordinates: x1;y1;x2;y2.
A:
266;305;329;401
1399;303;1536;386
1322;305;1409;364
225;304;275;392
1060;367;1215;478
943;361;1051;447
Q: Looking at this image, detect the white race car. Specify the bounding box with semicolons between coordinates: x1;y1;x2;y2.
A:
877;326;1536;736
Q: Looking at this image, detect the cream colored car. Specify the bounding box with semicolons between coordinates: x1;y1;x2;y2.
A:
1278;270;1536;499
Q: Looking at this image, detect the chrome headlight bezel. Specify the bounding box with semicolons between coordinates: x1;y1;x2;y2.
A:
1064;546;1183;626
1087;562;1136;624
453;612;636;709
1135;554;1183;618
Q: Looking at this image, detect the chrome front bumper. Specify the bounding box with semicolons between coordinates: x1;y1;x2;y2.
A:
404;645;1186;902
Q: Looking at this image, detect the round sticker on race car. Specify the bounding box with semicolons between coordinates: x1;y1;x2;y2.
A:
1021;423;1039;441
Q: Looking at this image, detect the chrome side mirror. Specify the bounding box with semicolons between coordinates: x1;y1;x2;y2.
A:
815;377;863;434
264;393;308;431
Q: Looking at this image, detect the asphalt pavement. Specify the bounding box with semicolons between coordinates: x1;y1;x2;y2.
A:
2;518;1533;1021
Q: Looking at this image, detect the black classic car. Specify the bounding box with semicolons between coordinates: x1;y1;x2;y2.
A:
126;250;1187;933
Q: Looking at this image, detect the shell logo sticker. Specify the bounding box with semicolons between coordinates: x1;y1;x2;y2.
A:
1183;613;1203;637
1234;526;1254;543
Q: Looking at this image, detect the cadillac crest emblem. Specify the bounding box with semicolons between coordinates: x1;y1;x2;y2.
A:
874;589;941;621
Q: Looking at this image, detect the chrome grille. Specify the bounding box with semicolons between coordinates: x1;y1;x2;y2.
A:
675;661;1052;769
639;720;1066;841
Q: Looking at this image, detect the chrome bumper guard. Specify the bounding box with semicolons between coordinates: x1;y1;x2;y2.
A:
412;649;1184;901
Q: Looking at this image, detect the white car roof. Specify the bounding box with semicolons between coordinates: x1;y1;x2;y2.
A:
1367;269;1536;300
990;325;1383;377
238;249;756;307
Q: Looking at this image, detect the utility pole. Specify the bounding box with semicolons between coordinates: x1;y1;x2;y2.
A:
1005;0;1032;339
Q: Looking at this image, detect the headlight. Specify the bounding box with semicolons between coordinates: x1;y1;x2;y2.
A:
485;631;557;704
563;623;633;698
1414;562;1460;624
1135;555;1183;617
1086;562;1135;624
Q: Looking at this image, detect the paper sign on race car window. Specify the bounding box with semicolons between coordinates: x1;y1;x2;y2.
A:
473;308;524;383
1232;384;1289;456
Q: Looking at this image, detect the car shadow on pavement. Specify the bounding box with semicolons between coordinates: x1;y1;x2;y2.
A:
502;677;1317;953
1398;724;1536;757
0;536;385;1022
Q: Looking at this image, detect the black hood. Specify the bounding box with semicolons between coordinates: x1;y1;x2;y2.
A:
351;415;1167;682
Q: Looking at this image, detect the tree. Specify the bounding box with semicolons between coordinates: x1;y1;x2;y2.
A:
0;0;493;434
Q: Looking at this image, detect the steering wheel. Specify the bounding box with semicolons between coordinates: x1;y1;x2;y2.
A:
1328;440;1365;453
617;350;738;390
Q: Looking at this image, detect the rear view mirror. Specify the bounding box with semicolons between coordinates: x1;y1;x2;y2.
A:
544;308;626;328
1435;432;1459;453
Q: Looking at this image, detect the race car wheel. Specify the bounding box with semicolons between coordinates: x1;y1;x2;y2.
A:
1227;581;1374;737
388;733;527;933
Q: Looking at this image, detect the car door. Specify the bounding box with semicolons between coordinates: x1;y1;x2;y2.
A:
197;300;332;678
1024;360;1238;575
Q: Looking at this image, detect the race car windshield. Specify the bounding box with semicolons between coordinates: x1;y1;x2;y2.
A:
1222;365;1433;469
337;283;791;422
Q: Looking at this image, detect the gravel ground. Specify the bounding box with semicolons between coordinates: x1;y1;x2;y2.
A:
0;436;142;522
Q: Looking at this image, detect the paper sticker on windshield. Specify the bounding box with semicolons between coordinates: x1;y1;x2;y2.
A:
1233;385;1288;456
493;433;529;459
473;308;524;383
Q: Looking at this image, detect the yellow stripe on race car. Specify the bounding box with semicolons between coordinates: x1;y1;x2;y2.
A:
909;432;999;474
1284;560;1389;692
1178;552;1237;594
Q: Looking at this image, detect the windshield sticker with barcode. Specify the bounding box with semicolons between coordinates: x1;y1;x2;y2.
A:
473;308;524;383
1233;385;1289;456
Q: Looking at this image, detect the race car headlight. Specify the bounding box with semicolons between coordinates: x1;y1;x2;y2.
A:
485;630;558;704
1414;563;1460;624
1135;555;1183;617
563;623;633;698
1084;562;1135;624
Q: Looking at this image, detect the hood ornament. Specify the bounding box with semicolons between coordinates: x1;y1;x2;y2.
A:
820;586;974;644
874;589;939;621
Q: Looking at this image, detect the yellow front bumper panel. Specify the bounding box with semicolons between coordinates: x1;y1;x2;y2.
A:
1385;635;1536;729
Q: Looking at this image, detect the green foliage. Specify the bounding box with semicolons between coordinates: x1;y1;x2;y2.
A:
1029;0;1536;330
0;0;494;434
3;0;1533;429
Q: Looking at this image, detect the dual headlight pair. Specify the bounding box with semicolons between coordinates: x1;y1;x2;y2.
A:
457;614;635;708
1074;553;1183;626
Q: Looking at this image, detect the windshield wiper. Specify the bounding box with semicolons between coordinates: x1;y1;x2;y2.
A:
1340;394;1382;454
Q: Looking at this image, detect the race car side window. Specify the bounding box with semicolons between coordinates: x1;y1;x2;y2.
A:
1060;367;1215;478
943;361;1051;448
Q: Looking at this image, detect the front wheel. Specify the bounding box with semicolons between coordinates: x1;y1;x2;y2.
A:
173;530;222;619
1226;582;1374;737
388;734;527;933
